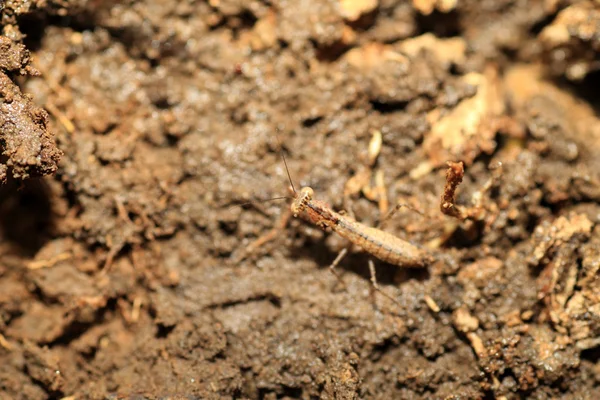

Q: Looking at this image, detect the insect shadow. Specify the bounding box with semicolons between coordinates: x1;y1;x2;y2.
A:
288;232;430;288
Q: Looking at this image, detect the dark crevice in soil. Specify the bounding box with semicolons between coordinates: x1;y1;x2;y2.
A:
580;345;600;363
316;41;353;63
563;70;600;115
49;298;118;346
258;385;304;400
440;221;486;249
416;10;461;38
302;116;323;128
0;179;55;256
26;374;64;400
58;179;82;214
231;10;259;40
369;336;402;361
206;293;282;310
155;323;176;339
370;100;410;114
529;11;560;35
19;11;98;52
29;285;61;306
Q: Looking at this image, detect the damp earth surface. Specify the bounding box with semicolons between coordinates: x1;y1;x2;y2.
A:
1;1;600;399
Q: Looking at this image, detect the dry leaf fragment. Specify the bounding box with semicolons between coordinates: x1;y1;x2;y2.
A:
422;67;504;167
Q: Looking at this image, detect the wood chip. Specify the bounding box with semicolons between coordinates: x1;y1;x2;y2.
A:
453;306;479;332
467;332;486;358
424;295;440;313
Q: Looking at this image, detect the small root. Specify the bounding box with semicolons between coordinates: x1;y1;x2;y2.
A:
27;252;72;270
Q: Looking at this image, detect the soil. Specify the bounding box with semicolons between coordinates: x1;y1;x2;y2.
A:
1;1;600;399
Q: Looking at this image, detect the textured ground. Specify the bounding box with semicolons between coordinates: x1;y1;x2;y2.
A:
1;1;600;399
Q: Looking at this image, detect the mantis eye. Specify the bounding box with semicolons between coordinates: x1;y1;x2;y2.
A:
300;187;314;200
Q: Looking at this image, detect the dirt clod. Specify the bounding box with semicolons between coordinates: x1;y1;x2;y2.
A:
1;1;600;399
0;72;61;182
